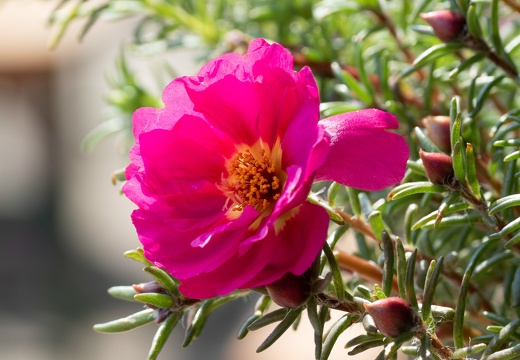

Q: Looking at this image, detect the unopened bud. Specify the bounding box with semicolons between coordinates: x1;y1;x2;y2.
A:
266;272;311;309
419;149;455;185
363;297;417;337
420;10;467;43
422;116;452;152
132;281;163;294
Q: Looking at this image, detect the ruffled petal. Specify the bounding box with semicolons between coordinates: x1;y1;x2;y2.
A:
133;206;260;279
316;109;409;191
242;202;329;288
177;202;329;298
186;75;261;145
138;115;233;188
131;209;202;268
247;38;295;77
172;207;260;278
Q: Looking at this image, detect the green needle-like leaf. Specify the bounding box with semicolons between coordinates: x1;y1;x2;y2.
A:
346;186;362;216
354;41;376;100
465;144;480;199
406;249;419;311
308;192;345;224
124;248;153;266
468;75;505;118
144;266;181;298
504;150;520;162
107;286;138;302
307;297;323;359
504;232;520;250
148;312;182;360
453;239;500;349
404;204;418;244
490;217;520;239
321;315;355;360
323;242;347;302
400;43;461;78
449;53;487;79
368;211;386;241
450;113;462;153
494;139;520;147
418;213;480;229
248;308;288;331
490;0;504;56
395;237;407;299
256;308;304;352
348;338;389;356
93;309;156;333
345;333;385;348
134;293;174;309
451;343;487;359
387;182;445;201
483;318;520;357
327;182;341;206
331;62;372;104
414;127;440;153
489;194;520;215
421;257;444;322
485;344;520;360
452;141;466;184
466;2;483;38
381;231;395;297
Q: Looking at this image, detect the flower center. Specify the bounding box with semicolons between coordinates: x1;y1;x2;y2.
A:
220;148;282;212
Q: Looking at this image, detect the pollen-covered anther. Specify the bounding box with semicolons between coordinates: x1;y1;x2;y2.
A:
223;149;282;212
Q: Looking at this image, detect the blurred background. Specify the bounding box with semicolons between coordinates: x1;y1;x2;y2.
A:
0;1;380;359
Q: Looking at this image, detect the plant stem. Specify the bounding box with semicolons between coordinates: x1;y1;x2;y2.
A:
335;250;400;294
314;292;364;314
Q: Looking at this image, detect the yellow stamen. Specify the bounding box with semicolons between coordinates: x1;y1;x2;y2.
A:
219;148;282;213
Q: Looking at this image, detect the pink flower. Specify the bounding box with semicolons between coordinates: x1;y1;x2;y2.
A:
123;39;409;299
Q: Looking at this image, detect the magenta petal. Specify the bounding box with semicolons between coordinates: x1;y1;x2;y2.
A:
316;109;409;191
197;38;294;82
131;209;201;267
242;202;330;288
249;65;320;146
171;208;260;278
186;75;261;145
139;115;233;187
177;203;329;298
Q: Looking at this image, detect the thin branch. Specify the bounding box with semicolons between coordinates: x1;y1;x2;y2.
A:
335;250;400;294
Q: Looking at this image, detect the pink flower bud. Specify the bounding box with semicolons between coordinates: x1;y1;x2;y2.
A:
132;281;163;294
419;149;455;185
266;272;311;309
420;10;467;43
363;297;417;337
422;116;452;153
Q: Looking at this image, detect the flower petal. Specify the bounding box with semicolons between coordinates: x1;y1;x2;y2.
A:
316;109;409;191
177;202;329;298
133;206;260;280
185;75;261;145
196;38;294;83
242;202;329;287
138;115;233;187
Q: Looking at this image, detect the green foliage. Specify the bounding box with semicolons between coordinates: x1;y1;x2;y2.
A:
54;0;520;358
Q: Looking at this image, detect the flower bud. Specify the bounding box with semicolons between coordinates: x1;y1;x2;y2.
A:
420;10;467;43
266;272;311;309
422;116;452;152
132;281;163;294
363;297;417;337
419;149;455;186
